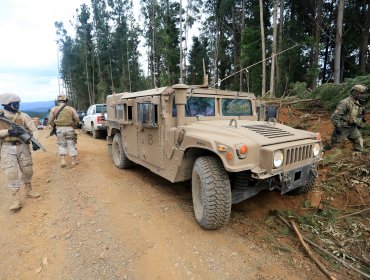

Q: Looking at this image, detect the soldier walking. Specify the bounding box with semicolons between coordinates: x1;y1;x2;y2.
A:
325;84;367;152
0;93;41;211
48;95;80;167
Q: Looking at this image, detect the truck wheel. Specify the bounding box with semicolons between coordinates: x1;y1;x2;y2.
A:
112;133;133;169
81;123;88;134
192;156;231;230
92;125;100;139
287;171;316;195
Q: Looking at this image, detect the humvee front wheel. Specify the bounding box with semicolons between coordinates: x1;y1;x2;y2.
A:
112;133;133;169
192;156;231;230
287;170;316;195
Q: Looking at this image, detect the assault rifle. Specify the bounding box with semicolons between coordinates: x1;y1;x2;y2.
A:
47;103;67;138
0;113;46;152
49;125;57;137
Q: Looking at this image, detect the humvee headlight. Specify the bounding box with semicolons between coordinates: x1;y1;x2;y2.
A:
236;144;248;159
313;143;321;157
273;150;284;168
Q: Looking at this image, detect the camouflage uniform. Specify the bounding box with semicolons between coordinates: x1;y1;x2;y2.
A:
0;93;40;211
327;85;367;151
48;95;80;167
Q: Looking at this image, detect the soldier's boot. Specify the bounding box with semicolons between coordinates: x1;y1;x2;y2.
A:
9;190;22;212
60;156;66;168
323;142;332;151
71;156;79;166
25;183;41;198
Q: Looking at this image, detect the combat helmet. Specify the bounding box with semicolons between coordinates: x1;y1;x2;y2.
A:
0;92;21;105
57;94;68;102
350;84;368;102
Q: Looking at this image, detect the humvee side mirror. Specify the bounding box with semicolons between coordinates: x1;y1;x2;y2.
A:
266;105;278;120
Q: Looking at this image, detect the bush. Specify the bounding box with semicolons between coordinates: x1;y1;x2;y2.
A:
313;75;370;110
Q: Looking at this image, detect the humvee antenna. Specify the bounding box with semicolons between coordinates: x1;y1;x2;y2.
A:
211;44;298;88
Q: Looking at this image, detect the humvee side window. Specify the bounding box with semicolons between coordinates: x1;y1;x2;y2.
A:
185;97;215;117
116;104;124;119
137;103;158;127
221;98;252;116
127;105;132;121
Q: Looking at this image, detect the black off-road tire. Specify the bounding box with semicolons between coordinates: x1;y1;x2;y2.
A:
92;125;100;139
112;133;133;169
287;171;316;195
192;156;232;230
81;123;88;134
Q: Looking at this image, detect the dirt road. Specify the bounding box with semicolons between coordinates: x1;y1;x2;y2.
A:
0;129;336;279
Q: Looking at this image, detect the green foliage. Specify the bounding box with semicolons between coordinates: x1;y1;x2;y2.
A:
55;0;370;108
313;75;370;110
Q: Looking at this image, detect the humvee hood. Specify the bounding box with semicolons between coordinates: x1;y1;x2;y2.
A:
186;120;315;146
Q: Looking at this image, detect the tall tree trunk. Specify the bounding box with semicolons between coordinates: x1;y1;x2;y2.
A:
360;0;370;74
276;0;283;95
259;0;266;96
239;0;245;92
309;0;323;90
270;0;278;97
334;0;344;84
232;7;238;88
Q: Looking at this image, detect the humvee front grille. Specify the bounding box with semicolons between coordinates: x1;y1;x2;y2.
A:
242;125;294;138
285;144;313;166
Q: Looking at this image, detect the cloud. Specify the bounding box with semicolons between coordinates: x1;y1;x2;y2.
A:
0;0;86;102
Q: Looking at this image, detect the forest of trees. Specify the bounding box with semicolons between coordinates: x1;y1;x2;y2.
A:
55;0;370;110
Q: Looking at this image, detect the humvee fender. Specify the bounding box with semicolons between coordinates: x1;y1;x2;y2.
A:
105;84;322;229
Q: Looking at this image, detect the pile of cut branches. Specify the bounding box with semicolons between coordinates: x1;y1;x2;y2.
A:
270;141;370;279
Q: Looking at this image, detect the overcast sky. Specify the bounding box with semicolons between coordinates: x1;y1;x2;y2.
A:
0;0;87;102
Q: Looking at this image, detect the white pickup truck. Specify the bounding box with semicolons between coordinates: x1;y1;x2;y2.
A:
82;104;107;138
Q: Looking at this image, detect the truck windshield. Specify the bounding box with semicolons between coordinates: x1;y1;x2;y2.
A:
96;104;107;113
185;97;215;117
221;98;252;116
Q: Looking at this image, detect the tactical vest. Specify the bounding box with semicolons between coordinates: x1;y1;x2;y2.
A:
54;106;74;126
347;98;363;126
0;111;24;142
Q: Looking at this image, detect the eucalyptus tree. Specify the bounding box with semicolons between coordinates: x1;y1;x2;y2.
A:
159;0;181;85
55;4;95;110
91;0;113;102
140;0;162;87
108;0;144;92
334;0;344;84
187;36;209;84
74;4;96;107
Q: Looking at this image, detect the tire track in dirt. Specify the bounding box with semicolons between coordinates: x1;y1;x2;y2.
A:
0;129;325;280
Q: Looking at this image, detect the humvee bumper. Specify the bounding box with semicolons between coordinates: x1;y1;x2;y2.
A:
279;163;318;194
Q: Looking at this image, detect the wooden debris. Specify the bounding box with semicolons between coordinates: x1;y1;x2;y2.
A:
273;212;370;279
289;219;338;280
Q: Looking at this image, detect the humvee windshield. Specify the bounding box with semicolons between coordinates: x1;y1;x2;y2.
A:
185;96;215;117
172;96;215;117
172;96;252;117
221;98;252;116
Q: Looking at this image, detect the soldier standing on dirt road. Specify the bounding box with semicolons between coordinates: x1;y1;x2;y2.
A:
325;84;367;152
48;95;80;167
0;93;41;212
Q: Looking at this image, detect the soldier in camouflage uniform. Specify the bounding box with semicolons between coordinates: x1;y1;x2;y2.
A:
326;84;367;152
48;95;80;167
0;93;41;211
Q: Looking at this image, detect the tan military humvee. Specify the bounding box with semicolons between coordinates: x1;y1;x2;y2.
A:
106;84;322;229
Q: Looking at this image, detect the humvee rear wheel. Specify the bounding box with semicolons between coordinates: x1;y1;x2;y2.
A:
192;156;231;230
112;133;133;169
